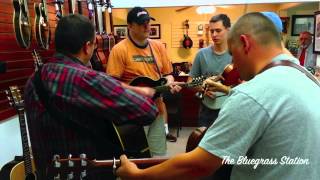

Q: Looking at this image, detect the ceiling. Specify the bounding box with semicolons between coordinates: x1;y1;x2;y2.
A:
111;0;317;8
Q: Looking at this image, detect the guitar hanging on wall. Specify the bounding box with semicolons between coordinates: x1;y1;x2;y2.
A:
13;0;32;48
53;0;65;20
34;0;51;49
182;19;193;49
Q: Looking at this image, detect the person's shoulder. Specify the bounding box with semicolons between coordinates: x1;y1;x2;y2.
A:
149;39;165;48
198;46;212;54
112;38;129;51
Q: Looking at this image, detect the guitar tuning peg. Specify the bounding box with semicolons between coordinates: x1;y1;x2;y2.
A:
80;153;87;167
53;173;61;180
53;154;61;168
80;170;87;179
4;90;8;95
67;171;74;180
68;154;74;167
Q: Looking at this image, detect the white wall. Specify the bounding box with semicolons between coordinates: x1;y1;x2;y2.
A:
0;116;22;169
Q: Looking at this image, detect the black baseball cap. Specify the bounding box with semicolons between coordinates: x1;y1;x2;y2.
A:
127;7;155;25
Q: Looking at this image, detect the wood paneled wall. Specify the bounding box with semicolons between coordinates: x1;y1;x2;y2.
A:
0;0;89;121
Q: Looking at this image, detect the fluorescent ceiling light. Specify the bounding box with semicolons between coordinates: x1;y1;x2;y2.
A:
111;0;316;8
196;6;216;14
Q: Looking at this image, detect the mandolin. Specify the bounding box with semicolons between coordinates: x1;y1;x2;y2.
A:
13;0;32;48
196;63;241;100
182;19;193;49
130;75;209;99
34;0;50;49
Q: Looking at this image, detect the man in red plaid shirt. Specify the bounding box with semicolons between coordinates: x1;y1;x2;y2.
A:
24;14;158;179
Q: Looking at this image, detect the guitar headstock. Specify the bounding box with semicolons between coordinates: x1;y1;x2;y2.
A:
32;49;43;71
47;154;115;179
5;86;24;110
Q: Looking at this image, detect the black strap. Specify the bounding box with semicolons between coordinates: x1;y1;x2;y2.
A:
33;66;123;155
260;60;320;87
149;42;162;78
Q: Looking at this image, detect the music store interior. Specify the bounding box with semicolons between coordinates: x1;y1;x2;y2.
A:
0;0;320;179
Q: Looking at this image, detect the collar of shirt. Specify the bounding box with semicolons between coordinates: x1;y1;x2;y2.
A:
53;52;86;66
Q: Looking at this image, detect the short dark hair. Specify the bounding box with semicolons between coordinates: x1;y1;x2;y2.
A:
229;12;282;48
55;14;95;54
209;14;231;28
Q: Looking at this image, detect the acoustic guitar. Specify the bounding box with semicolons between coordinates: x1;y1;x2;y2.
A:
0;86;37;180
34;0;50;49
47;127;230;179
182;19;193;49
13;0;32;48
47;154;167;179
186;127;232;180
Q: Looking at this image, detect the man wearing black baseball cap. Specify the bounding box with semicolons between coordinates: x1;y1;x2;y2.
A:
107;7;181;157
127;7;155;25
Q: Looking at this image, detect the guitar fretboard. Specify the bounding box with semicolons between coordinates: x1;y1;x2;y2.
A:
17;108;33;175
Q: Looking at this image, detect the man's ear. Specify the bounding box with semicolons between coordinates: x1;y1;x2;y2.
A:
127;24;132;30
83;41;91;55
240;34;250;54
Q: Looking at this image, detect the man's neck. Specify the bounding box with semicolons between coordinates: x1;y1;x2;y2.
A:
128;32;148;48
253;47;284;78
212;43;228;54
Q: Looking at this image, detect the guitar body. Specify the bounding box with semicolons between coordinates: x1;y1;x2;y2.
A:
0;156;22;180
113;123;151;158
34;0;50;49
130;76;167;87
130;77;167;99
0;156;37;180
13;0;32;48
186;127;232;180
222;64;241;86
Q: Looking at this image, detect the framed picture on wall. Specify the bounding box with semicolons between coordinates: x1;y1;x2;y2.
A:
291;15;314;36
314;11;320;54
149;24;161;39
114;25;127;39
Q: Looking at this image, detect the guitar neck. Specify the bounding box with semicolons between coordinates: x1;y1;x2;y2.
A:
17;109;33;175
93;157;168;168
